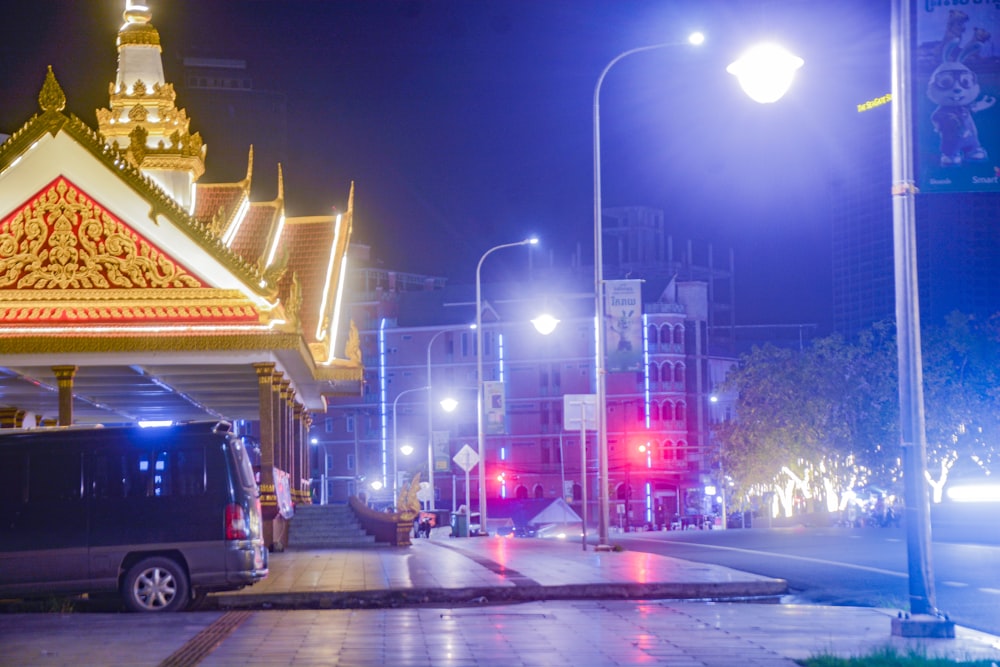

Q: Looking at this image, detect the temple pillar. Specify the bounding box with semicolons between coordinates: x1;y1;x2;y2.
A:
253;362;277;548
52;365;78;426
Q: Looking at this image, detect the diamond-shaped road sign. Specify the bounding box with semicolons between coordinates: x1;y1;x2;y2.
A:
453;444;479;472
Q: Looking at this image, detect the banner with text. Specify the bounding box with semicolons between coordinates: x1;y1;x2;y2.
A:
433;431;451;473
917;3;1000;193
604;280;643;372
484;381;506;434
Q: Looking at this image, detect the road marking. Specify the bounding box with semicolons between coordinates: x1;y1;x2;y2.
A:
628;537;907;578
980;588;1000;595
942;581;969;588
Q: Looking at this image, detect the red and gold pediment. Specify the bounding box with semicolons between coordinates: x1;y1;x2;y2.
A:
0;176;262;327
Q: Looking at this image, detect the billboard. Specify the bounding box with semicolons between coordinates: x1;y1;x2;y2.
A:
603;280;643;372
917;3;1000;192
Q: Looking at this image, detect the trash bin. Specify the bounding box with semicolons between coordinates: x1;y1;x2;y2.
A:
451;511;468;538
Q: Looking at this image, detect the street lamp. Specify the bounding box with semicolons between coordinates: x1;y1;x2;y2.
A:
426;325;472;511
392;386;429;505
592;34;798;547
393;384;458;509
475;237;538;535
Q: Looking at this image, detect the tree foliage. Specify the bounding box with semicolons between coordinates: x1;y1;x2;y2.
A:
715;314;1000;511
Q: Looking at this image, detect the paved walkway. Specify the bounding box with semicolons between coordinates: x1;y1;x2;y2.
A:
2;534;999;666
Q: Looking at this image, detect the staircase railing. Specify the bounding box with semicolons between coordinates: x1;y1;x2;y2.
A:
348;496;414;546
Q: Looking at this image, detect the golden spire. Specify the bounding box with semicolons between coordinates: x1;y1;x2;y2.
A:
276;163;285;202
244;145;255;189
38;66;66;113
97;1;204;209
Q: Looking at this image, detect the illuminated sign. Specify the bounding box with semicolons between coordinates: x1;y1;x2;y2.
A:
857;93;891;113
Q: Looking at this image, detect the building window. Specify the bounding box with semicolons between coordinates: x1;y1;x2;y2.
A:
662;440;674;460
325;417;333;433
661;363;672;383
675;364;685;386
647;324;659;346
649;363;659;383
346;454;355;471
345;415;355;433
676;402;686;421
673;327;684;346
662;401;673;421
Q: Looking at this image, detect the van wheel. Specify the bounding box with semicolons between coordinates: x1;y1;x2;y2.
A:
122;557;189;612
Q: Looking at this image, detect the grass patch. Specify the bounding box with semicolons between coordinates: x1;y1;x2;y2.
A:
800;646;997;666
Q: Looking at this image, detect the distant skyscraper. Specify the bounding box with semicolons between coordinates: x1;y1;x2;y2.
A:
831;108;1000;337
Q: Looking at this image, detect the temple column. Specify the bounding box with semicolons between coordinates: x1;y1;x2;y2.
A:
270;372;288;550
293;403;307;504
52;366;78;426
253;362;277;549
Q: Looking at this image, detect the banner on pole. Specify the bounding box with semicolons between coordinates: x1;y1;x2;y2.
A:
916;4;1000;193
603;279;643;372
484;381;506;434
433;431;450;472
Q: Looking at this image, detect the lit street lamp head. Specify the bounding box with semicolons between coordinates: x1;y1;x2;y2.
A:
727;43;804;104
531;313;560;336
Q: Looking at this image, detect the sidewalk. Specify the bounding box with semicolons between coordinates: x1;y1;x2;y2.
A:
210;532;788;609
2;535;999;666
199;534;1000;662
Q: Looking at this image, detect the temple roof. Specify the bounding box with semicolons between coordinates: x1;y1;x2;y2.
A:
0;2;362;422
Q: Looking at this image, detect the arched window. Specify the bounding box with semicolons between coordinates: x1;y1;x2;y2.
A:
662;401;673;421
533;484;545;499
650;402;660;421
647;323;659;347
675;364;685;386
673;326;684;346
677;441;687;460
661;362;672;383
676;402;686;421
649;363;659;383
662;440;674;460
573;483;582;501
661;325;672;348
515;485;529;500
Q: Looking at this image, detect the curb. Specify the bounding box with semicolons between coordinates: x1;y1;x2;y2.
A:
209;579;789;611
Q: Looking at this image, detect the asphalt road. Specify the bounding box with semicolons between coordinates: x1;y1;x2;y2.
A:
613;505;1000;636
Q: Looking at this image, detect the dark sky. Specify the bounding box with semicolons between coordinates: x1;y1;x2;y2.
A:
0;1;892;329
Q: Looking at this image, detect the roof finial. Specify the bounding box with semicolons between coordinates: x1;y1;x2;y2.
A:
244;145;255;187
276;163;285;202
39;66;66;113
122;0;152;28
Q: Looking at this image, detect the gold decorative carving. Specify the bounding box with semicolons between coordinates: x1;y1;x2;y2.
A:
38;66;66;113
346;320;361;364
0;178;201;290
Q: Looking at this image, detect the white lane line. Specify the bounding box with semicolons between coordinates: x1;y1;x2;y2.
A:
980;588;1000;595
628;537;907;578
942;580;969;588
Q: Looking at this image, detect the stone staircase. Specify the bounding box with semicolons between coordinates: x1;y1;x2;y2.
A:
287;503;381;549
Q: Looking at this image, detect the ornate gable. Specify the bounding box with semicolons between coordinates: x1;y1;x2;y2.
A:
0;176;263;327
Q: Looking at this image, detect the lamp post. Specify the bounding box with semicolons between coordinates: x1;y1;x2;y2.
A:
426;326;471;511
392;386;429;505
889;0;947;633
592;34;704;548
593;34;801;548
475;237;538;535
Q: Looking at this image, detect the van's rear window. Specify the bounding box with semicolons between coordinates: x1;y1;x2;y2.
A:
229;438;257;491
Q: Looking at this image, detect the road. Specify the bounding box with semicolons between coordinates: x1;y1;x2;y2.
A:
613;505;1000;636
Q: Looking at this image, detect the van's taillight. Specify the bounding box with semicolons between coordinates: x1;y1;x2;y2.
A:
226;503;249;540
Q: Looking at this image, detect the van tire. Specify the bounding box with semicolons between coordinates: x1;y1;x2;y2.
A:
122;557;189;612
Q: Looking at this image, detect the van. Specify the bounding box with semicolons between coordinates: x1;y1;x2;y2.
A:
0;421;268;612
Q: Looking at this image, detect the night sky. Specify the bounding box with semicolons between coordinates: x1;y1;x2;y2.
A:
0;1;893;330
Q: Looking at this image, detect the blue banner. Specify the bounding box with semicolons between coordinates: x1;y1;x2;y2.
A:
917;2;1000;192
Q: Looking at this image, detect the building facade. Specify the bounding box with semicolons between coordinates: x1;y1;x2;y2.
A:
319;245;736;531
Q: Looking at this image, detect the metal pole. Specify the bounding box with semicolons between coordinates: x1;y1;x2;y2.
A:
476;239;536;536
890;0;938;619
593;41;691;547
580;406;588;551
393;386;429;509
